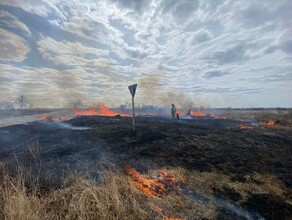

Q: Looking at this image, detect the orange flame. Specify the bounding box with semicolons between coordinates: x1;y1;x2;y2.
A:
72;104;130;117
263;120;277;126
124;165;179;197
176;109;183;115
186;109;226;119
190;111;207;117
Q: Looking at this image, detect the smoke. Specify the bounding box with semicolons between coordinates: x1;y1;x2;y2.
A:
180;184;263;220
137;73;211;109
55;121;90;130
41;120;90;130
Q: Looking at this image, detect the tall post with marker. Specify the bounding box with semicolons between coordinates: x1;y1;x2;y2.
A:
128;84;137;131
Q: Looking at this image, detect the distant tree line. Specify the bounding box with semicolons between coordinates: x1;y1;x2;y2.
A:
0;95;32;110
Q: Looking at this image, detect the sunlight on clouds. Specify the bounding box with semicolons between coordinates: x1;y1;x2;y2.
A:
37;36;109;67
0;29;30;62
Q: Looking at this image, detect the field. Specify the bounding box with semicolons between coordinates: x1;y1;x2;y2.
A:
0;109;291;219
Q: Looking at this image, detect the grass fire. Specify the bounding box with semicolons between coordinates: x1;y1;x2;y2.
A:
1;0;292;219
0;107;291;219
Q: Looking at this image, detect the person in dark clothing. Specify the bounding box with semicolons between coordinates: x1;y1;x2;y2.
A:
171;104;176;119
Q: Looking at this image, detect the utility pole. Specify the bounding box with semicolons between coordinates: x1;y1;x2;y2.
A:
128;84;137;131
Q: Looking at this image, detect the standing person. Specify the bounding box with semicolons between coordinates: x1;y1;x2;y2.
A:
187;109;191;116
171;104;176;119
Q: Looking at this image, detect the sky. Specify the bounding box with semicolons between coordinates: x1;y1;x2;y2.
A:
0;0;291;108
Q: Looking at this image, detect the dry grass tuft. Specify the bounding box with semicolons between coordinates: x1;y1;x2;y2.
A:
174;168;290;204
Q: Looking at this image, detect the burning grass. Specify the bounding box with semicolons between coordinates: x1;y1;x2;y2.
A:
124;164;180;197
0;162;217;220
72;104;130;117
262;119;277;126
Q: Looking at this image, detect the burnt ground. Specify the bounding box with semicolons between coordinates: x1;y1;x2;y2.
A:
0;116;291;219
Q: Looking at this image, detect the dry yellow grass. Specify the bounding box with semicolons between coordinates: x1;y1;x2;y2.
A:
0;161;289;220
174;168;290;204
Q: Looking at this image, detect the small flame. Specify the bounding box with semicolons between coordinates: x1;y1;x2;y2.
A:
124;165;179;197
263;120;277;126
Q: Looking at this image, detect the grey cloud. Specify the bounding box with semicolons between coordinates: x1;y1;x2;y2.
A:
201;70;230;79
157;0;199;23
280;41;292;54
278;29;292;54
212;1;291;30
0;29;30;62
108;0;150;13
172;1;199;23
264;29;292;55
264;45;278;54
210;43;250;65
125;47;148;59
200;1;222;12
190;85;264;94
241;5;273;27
192;29;213;44
241;72;292;83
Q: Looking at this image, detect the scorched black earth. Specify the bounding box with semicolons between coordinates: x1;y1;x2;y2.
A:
0;116;291;219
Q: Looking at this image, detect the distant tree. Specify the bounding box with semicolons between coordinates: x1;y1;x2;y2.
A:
0;101;15;110
15;95;29;110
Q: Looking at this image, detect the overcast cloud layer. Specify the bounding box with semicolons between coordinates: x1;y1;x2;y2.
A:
0;0;291;108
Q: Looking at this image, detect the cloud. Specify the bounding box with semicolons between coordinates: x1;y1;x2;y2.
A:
37;36;109;67
238;1;292;28
0;10;31;34
0;0;291;108
277;29;292;54
0;29;30;62
0;0;66;19
201;70;231;79
192;29;213;44
189;85;265;95
108;0;150;13
210;43;250;65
